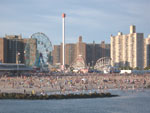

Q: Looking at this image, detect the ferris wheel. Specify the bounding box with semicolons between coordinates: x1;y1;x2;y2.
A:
31;32;53;68
24;32;53;69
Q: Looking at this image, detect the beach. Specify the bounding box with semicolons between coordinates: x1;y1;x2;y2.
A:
0;73;150;94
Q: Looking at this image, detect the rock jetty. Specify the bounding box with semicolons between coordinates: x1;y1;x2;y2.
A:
0;92;118;100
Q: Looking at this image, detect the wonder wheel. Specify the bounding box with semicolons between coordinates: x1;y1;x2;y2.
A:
31;32;53;68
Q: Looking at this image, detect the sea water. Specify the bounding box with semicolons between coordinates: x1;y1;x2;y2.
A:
0;89;150;113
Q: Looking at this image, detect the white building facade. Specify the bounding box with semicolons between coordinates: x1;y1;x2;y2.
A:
144;35;150;68
111;25;144;69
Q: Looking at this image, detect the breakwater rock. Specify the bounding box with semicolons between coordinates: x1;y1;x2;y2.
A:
0;92;118;100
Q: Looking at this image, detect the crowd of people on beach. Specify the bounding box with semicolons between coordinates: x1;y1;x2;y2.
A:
0;72;150;95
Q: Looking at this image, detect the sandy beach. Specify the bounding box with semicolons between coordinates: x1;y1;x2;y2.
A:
0;73;150;94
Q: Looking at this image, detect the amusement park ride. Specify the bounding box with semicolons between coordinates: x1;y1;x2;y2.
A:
24;32;111;73
23;13;111;73
24;32;53;72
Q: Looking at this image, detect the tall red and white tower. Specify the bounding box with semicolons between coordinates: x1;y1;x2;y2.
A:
62;13;66;69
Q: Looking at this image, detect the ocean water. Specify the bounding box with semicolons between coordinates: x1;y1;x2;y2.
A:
0;89;150;113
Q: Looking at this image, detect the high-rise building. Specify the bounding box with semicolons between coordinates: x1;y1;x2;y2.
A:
86;41;110;66
144;35;150;68
52;36;110;66
52;45;61;65
5;35;25;64
111;25;144;69
23;38;37;66
0;35;37;65
0;38;7;63
65;43;77;65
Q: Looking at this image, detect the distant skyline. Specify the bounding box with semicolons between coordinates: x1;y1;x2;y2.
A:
0;0;150;45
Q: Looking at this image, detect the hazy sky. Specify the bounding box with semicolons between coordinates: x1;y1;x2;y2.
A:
0;0;150;45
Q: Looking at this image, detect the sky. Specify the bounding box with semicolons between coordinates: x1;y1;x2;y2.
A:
0;0;150;45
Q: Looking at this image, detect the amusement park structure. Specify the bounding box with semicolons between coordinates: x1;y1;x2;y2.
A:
70;56;112;73
24;32;53;71
62;13;66;69
70;55;87;70
94;57;111;71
